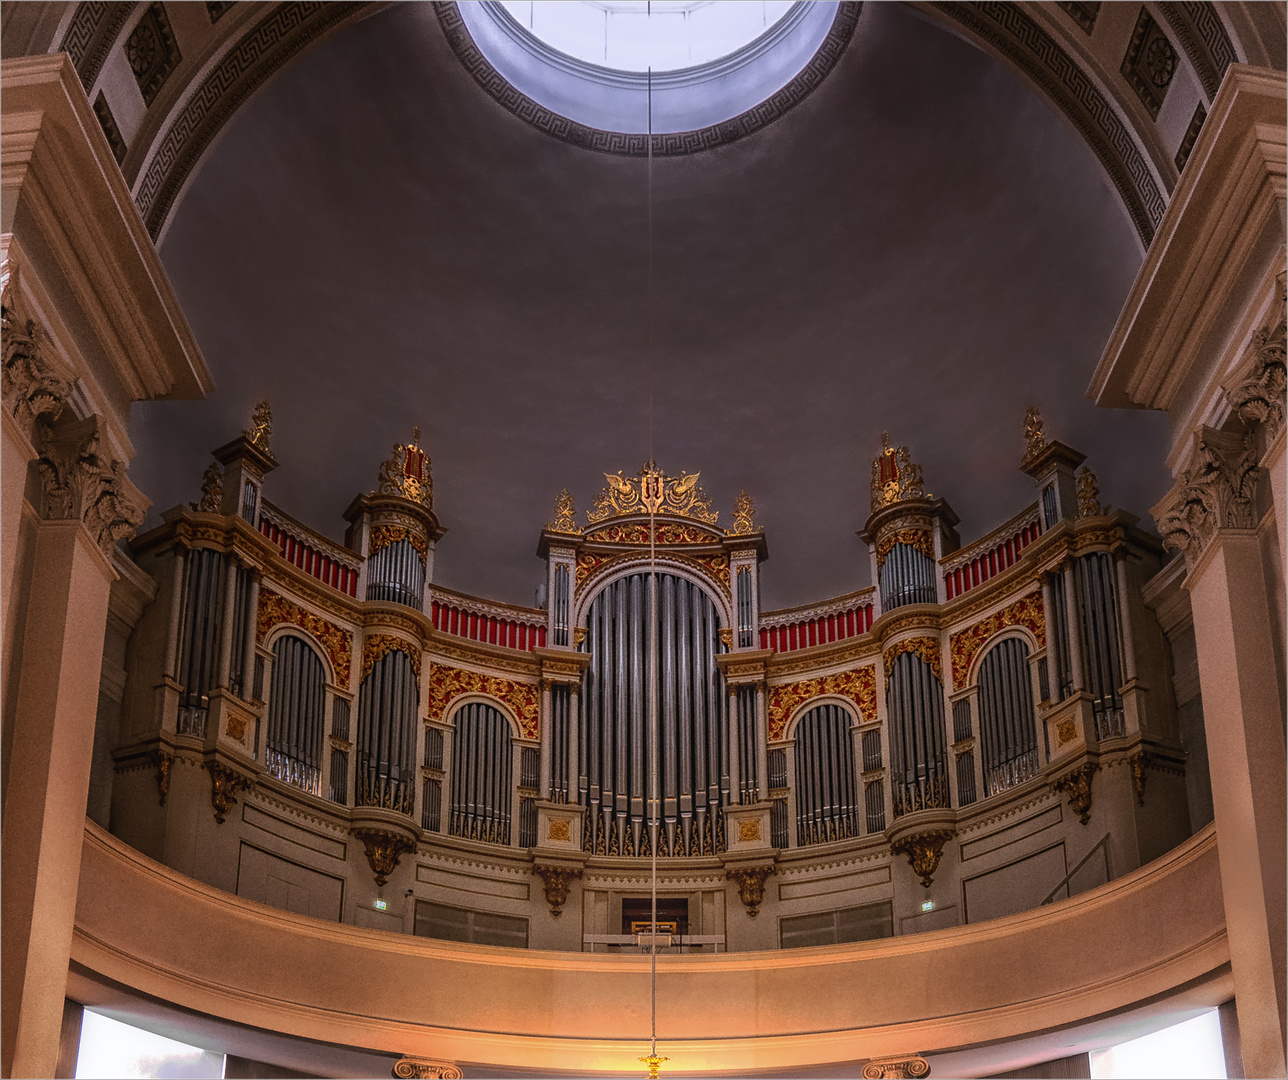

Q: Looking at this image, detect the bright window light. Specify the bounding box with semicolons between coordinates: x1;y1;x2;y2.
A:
75;1010;224;1080
1090;1010;1227;1080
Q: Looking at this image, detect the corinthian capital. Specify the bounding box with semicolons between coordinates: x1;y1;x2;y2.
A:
1153;426;1260;567
1224;315;1286;448
1;258;74;441
37;415;148;559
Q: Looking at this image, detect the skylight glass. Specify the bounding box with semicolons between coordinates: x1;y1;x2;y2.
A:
495;1;796;72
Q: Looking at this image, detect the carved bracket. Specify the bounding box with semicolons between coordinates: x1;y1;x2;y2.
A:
533;863;582;916
353;828;416;887
861;1053;932;1079
726;864;775;916
205;761;252;824
890;830;953;888
151;749;173;806
1051;762;1099;824
1128;750;1154;806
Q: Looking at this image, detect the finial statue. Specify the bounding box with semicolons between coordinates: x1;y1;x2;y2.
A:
375;426;433;509
547;488;580;534
870;432;925;513
245;399;273;454
731;490;759;534
1076;465;1103;517
1023;405;1046;462
192;462;223;512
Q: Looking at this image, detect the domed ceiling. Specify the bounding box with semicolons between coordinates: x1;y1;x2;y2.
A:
133;1;1170;610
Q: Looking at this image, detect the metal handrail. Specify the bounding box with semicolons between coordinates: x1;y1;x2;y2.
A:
1041;833;1111;905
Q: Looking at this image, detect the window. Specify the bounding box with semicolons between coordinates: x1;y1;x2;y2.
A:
414;900;528;948
779;901;893;949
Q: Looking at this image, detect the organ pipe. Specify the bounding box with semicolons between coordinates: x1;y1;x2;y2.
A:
355;650;418;815
176;548;226;736
580;572;728;857
552;565;570;646
793;703;859;846
1076;552;1125;738
450;702;512;844
366;538;426;610
886;651;949;816
977;637;1037;796
266;634;326;794
879;543;937;611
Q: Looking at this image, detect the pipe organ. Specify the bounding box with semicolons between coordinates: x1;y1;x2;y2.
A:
113;411;1191;949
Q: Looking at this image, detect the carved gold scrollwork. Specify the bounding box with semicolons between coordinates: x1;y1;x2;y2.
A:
546;488;581;534
1051;762;1099;825
1022;405;1047;464
353;828;415;886
1128;750;1154;806
362;634;421;682
192;462;223;512
205;761;253;824
37;416;147;559
392;1059;464;1080
871;432;927;513
587;461;718;525
883;636;942;688
375;426;433;509
151;750;173;806
370;524;428;560
890;830;953;888
1076;465;1103;517
862;1054;932;1079
726;864;775;916
875;528;935;571
244;399;272;454
1153;426;1260;568
730;489;760;534
534;864;582;916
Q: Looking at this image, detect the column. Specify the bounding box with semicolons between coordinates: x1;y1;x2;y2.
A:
754;683;769;803
215;553;238;688
1186;531;1287;1078
1;520;115;1079
163;547;187;680
1062;564;1084;692
1039;573;1057;701
539;681;553;799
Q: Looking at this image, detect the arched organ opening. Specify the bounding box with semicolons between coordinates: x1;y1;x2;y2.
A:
108;409;1204;950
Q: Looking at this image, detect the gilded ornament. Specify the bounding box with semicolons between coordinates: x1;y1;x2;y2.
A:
1056;718;1077;745
1051;762;1099;824
369;524;428;560
861;1054;932;1079
768;667;877;741
583;521;721;545
225;713;248;742
726;864;775;916
546;488;581;534
1076;465;1103;517
875;528;935;572
572;627;588;647
362;634;422;682
1022;405;1046;463
206;761;253;824
392;1058;464;1079
738;819;762;843
730;489;761;534
575;551;611;589
151;750;173;806
192;462;223;513
427;664;539;739
375;426;433;509
587;461;718;526
244;399;273;454
883;637;942;689
948;591;1045;690
871;432;926;514
891;829;953;888
547;817;571;841
1128;750;1154;806
257;588;353;687
534;863;582;916
891;773;950;817
640;1053;669;1080
718;628;734;649
353;828;415;886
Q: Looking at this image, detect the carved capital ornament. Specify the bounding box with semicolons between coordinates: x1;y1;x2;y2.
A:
1153;426;1260;568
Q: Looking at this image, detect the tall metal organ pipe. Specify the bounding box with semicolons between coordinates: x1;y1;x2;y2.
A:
976;637;1037;796
450;702;513;843
886;651;948;816
580;572;728;857
355;649;418;814
1076;552;1124;738
176;547;226;736
879;542;937;610
266;634;326;794
366;538;426;610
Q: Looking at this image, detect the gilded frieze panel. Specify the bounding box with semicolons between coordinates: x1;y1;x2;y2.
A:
369;524;428;559
575;551;730;596
949;590;1045;690
768;667;877;741
257;587;353;687
882;636;942;688
584;521;722;545
875;528;934;571
362;633;422;681
427;664;539;740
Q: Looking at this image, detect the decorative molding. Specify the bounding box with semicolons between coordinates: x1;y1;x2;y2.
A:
583;521;723;545
36;416;148;559
257;587;353;688
1156;2;1238;100
931;1;1166;244
726;864;775;916
362;633;421;682
427;664;539;739
436;2;861;157
1054;1;1100;35
861;1054;932;1079
767;666;877;740
1174;101;1207;172
126;2;182;107
533;863;581;916
206;761;253;824
1051;762;1099;824
62;2;138;91
92;91;128;164
1153;426;1260;569
1120;7;1177;121
890;830;953;888
883;636;942;687
353;828;415;886
948;590;1044;690
392;1059;464;1080
1;263;75;442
